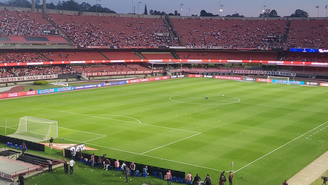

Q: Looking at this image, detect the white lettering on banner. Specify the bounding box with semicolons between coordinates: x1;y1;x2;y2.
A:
187;60;202;63
311;62;328;66
204;75;213;78
228;60;242;63
0;74;58;82
149;60;163;62
268;61;284;64
8;93;18;97
111;60;125;63
320;83;328;87
27;62;43;65
70;61;85;64
26;91;36;95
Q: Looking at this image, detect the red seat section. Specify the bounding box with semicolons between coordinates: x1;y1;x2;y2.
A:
170;18;286;49
101;51;140;60
288;20;328;49
177;51;278;60
71;63;150;73
0;10;55;36
41;51;106;61
0;52;45;63
284;52;328;62
142;52;174;59
48;13;179;47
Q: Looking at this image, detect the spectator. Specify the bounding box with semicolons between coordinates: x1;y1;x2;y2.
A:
228;172;233;185
130;162;136;177
103;159;110;170
115;159;120;171
69;158;75;174
90;153;95;167
63;159;68;175
186;172;192;184
166;170;172;185
47;160;53;172
204;174;212;185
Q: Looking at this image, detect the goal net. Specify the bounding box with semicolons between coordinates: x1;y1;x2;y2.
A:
8;116;58;142
267;76;290;84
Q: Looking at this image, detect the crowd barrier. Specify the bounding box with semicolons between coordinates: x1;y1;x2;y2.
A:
0;135;45;151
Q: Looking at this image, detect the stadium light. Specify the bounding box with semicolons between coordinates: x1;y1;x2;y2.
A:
138;2;142;14
96;0;101;13
180;4;183;15
263;5;267;13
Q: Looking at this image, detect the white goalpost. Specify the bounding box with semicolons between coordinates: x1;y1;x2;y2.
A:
267;76;290;85
8;116;58;142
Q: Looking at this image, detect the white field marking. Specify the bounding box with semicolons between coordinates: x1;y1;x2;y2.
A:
46;109;199;134
91;114;141;124
82;135;107;143
0;108;40;116
59;126;106;137
57;137;140;155
322;90;328;93
57;136;224;172
169;95;240;105
239;102;326;114
234;120;328;173
318;140;324;142
142;153;225;172
140;132;202;155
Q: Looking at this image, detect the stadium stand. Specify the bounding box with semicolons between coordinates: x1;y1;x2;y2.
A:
0;10;55;36
0;66;76;77
170;18;287;48
71;63;149;73
288;20;328;49
41;51;106;61
177;51;278;60
284;52;328;62
48;13;179;47
101;51;140;60
0;52;45;63
141;52;175;59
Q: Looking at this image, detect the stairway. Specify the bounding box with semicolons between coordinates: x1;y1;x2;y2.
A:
134;51;145;59
42;13;76;45
163;15;184;45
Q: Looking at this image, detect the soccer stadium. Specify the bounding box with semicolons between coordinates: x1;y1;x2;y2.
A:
0;1;328;185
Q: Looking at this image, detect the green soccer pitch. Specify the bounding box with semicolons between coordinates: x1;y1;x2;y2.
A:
1;77;328;185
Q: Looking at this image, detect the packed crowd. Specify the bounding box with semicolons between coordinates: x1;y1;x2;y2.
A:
48;13;179;47
0;10;55;36
0;63;150;78
0;66;76;78
170;18;287;49
0;52;45;63
0;9;328;49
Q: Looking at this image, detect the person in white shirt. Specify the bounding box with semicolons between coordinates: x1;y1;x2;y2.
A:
69;158;75;174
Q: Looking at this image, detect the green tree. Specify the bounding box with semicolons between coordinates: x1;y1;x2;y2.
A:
290;9;308;17
144;4;148;15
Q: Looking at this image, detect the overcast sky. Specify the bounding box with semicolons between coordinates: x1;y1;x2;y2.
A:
3;0;328;17
70;0;328;17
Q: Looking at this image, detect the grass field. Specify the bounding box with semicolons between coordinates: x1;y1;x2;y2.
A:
1;78;328;185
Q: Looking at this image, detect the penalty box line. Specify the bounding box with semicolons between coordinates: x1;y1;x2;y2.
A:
234;120;328;174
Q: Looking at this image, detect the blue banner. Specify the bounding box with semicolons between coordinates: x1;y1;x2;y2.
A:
73;83;104;90
38;86;73;94
271;79;304;85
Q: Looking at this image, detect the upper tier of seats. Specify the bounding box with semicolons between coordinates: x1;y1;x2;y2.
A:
0;10;54;36
48;13;179;47
288;20;328;49
170;18;287;49
0;9;328;50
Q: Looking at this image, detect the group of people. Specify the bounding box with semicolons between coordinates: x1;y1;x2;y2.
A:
184;171;233;185
0;65;77;78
